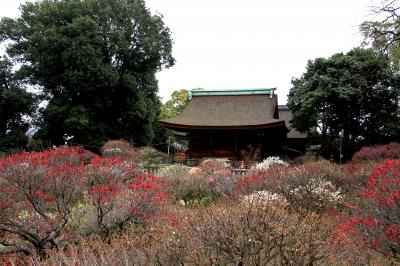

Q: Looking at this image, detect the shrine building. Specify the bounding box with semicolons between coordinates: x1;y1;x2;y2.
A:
159;88;306;161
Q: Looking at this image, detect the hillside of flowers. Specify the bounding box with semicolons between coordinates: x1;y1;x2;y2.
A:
0;141;399;265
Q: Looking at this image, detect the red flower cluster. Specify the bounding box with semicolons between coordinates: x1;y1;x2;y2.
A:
0;146;87;217
352;142;400;163
0;146;169;254
0;146;92;256
361;159;400;205
235;166;288;195
85;155;168;236
334;159;400;259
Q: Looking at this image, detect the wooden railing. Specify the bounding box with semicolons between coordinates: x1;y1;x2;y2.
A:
172;158;258;168
139;157;261;177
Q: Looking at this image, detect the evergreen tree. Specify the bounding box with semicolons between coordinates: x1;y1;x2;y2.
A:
288;48;400;160
0;0;174;147
0;57;36;153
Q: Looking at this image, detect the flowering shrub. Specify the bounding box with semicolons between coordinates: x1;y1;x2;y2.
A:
236;166;288;196
166;172;233;206
240;190;284;204
101;140;139;159
0;146;91;256
14;200;333;265
277;165;343;214
158;164;193;202
186;201;334;265
158;161;234;205
207;171;236;199
159;164;191;180
135;146;169;167
197;158;234;199
342;161;379;192
0;146;169;257
3;193;395;265
333;159;400;261
351;142;400;163
236;162;345;213
83;156;168;240
254;156;289;170
2;227;187;265
342;143;399;193
168;174;212;205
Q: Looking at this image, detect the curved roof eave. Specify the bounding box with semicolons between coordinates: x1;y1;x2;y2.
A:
159;120;287;131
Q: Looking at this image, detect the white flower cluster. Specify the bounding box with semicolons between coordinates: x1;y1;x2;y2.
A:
254;156;289;170
290;179;342;202
241;190;285;204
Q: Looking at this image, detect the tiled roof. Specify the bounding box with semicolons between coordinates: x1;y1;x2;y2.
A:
160;92;285;129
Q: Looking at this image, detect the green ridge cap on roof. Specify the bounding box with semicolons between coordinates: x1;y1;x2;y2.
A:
189;88;276;99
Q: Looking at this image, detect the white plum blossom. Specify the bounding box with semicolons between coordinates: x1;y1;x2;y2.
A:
254;156;289;170
290;179;343;202
241;190;286;205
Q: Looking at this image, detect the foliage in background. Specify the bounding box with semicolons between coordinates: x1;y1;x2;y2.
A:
135;146;170;167
288;48;400;161
160;89;189;119
0;0;174;147
0;57;36;153
158;89;192;153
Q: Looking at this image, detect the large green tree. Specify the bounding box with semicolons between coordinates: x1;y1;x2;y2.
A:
288;48;400;160
0;0;174;147
0;57;36;153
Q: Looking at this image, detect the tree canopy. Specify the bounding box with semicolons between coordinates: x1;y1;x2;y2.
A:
0;0;174;147
160;89;189;119
288;48;400;160
0;57;36;153
360;0;400;69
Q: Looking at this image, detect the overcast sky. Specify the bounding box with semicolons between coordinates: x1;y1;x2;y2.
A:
1;0;378;103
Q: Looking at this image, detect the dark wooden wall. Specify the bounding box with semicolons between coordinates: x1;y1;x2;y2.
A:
187;128;287;161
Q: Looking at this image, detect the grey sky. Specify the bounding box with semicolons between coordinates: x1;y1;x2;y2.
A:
1;0;377;103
